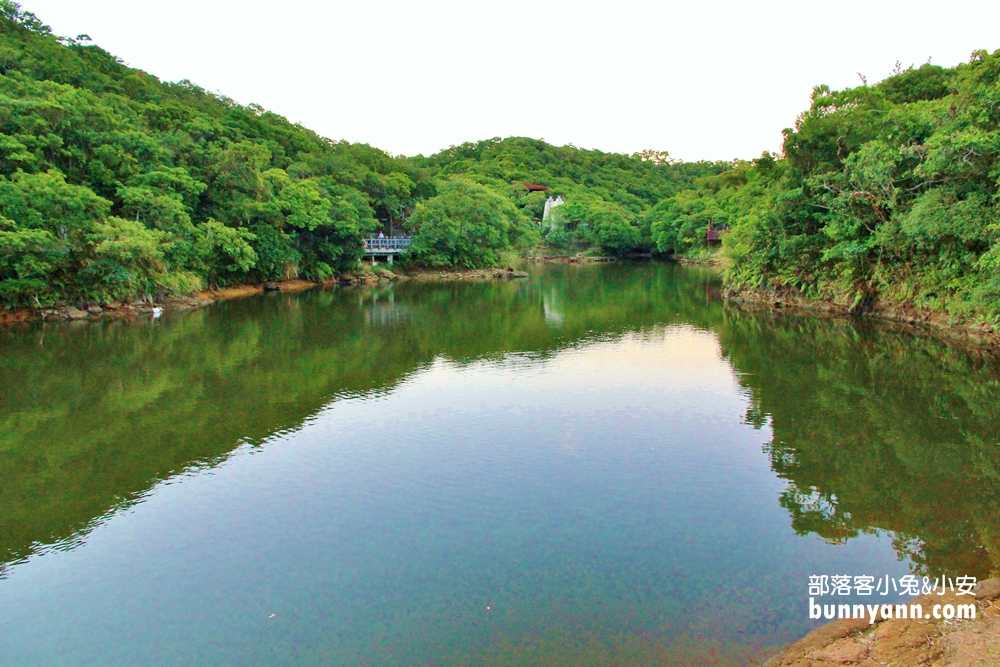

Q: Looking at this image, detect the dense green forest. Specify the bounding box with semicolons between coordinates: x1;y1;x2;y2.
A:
410;140;721;256
0;3;716;308
651;55;1000;324
3;1;999;324
0;1;437;306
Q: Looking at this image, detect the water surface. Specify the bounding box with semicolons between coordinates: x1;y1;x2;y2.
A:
1;263;998;666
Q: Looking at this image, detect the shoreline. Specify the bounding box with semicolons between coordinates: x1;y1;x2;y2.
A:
725;285;1000;353
765;579;1000;666
6;262;1000;356
0;268;530;325
523;254;617;264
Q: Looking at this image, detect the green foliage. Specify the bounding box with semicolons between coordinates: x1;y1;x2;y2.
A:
0;6;736;298
649;164;749;254
405;177;524;268
413;137;727;255
192;220;256;286
86;216;203;299
8;3;998;318
552;198;640;255
0;11;425;305
0;215;52;302
660;50;1000;324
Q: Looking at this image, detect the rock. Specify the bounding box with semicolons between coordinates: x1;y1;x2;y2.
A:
941;617;1000;667
86;304;102;314
263;282;281;292
65;307;89;320
804;640;868;664
976;578;1000;600
104;301;121;310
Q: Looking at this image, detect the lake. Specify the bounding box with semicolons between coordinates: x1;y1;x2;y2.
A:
1;262;998;666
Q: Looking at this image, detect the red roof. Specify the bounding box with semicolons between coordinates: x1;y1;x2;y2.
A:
516;182;548;191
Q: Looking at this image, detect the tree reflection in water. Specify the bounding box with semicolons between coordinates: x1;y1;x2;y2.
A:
1;262;998;580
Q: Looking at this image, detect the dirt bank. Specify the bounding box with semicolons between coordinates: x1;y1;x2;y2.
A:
766;579;1000;666
193;279;318;301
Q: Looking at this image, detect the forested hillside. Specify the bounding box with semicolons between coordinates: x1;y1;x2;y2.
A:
4;0;998;325
0;2;432;306
0;3;715;308
654;54;1000;324
410;139;722;256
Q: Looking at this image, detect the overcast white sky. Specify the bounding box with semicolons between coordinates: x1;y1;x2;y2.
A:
23;0;1000;161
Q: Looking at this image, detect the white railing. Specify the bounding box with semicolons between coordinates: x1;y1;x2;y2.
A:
364;236;413;253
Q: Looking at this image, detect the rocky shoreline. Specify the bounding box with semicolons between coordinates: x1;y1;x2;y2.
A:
400;266;529;282
672;253;1000;353
524;254;616;264
13;294;214;324
766;579;1000;666
725;286;1000;352
0;267;531;325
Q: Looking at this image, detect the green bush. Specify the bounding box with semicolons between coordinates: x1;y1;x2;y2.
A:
404;178;524;268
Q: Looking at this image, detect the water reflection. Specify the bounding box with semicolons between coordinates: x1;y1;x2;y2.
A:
0;262;997;666
0;264;725;572
721;315;1000;579
2;264;998;578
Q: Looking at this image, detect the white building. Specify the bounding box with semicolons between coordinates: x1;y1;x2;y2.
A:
542;196;564;228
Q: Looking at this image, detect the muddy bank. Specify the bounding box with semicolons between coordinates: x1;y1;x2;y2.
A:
765;579;1000;666
205;268;528;290
3;279;317;324
726;286;1000;351
194;279;319;301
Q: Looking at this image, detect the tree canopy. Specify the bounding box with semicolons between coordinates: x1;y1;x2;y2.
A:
0;5;431;305
659;55;1000;324
3;2;998;322
410;137;725;256
0;5;728;300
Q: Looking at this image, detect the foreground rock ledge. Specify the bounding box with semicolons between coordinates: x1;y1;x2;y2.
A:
766;579;1000;666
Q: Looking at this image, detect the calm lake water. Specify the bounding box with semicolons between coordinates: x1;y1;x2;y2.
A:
2;263;998;666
